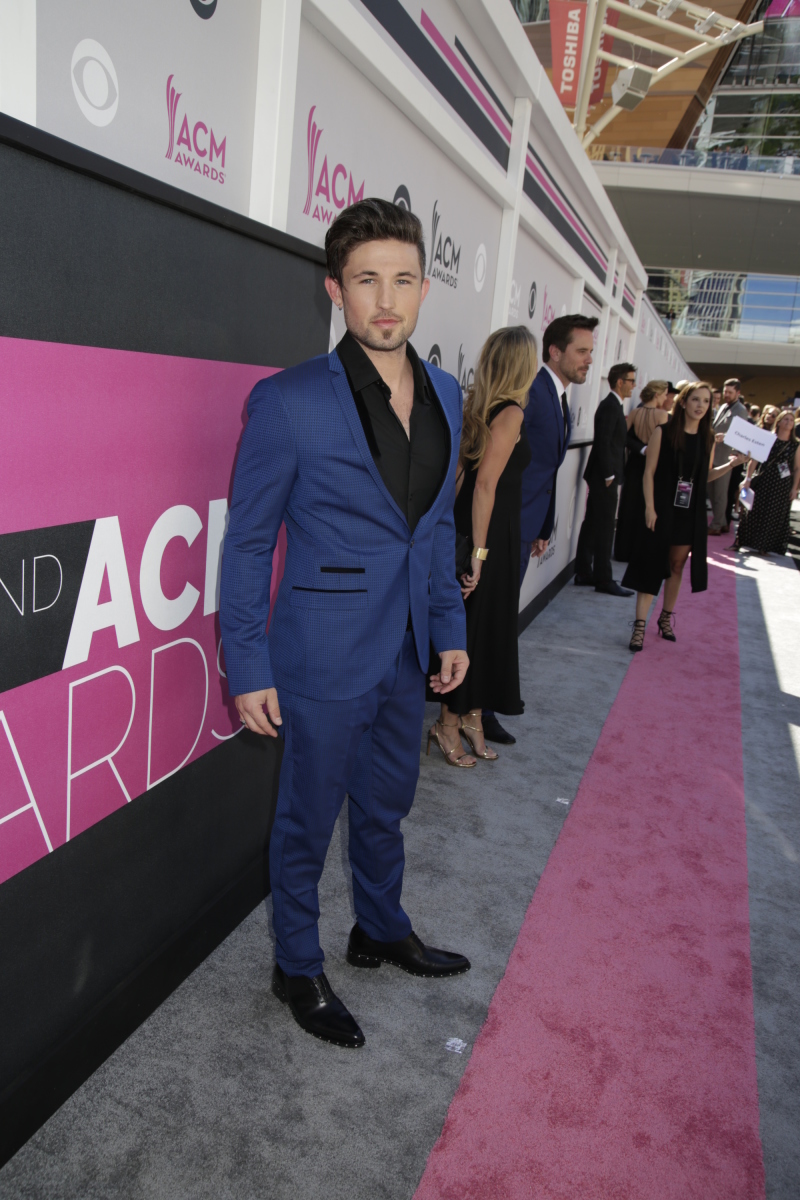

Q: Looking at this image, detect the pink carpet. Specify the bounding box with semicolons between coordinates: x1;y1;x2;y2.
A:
415;552;765;1200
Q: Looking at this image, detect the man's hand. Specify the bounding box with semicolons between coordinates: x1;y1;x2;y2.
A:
235;688;282;737
530;538;549;558
605;476;615;487
429;650;469;695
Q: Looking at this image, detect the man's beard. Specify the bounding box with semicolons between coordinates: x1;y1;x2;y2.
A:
347;312;415;354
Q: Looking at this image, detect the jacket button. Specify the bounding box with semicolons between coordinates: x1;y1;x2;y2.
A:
410;539;415;547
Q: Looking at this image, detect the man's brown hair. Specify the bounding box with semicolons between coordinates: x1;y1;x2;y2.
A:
325;198;426;283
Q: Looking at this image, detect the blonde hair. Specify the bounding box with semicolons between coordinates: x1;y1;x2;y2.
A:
759;405;779;429
460;326;538;465
640;379;669;405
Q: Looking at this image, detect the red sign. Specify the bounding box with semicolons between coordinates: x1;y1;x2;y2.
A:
549;2;621;110
590;7;620;106
550;0;587;108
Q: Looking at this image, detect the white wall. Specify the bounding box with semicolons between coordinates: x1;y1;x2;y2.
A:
0;0;694;610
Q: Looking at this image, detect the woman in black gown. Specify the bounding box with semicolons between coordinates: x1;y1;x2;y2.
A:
614;379;670;563
735;408;800;554
623;381;746;651
428;326;536;766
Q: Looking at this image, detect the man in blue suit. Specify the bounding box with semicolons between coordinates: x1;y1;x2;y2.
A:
220;200;470;1048
482;314;598;747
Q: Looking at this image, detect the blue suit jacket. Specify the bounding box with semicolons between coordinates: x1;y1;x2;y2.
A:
519;366;572;544
220;348;467;702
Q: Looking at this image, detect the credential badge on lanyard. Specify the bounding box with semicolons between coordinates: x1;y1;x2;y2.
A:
674;479;693;508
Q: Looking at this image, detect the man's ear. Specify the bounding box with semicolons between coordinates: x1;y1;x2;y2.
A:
325;275;343;309
419;276;431;304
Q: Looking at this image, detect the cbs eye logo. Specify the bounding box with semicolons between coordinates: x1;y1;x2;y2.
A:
190;0;218;15
71;40;119;127
528;282;537;320
427;344;442;369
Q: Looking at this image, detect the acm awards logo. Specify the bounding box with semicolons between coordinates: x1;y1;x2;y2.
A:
303;106;365;226
429;201;460;290
165;76;227;185
457;345;474;395
190;0;218;14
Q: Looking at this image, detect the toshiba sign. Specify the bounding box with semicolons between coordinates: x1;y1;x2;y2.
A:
549;1;586;108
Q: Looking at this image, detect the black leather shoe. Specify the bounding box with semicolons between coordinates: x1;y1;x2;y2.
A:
347;924;470;978
574;574;595;586
271;965;365;1048
595;581;634;597
482;714;516;745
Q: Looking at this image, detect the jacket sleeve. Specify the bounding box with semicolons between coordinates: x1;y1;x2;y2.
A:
428;382;468;654
592;399;617;480
219;378;298;696
539;485;557;541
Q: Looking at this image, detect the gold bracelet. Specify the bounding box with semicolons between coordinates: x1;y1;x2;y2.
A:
472;546;489;560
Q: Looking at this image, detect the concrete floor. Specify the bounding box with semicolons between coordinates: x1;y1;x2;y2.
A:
1;549;798;1200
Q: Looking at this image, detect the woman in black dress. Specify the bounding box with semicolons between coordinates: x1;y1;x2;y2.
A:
735;409;800;555
623;382;746;651
614;379;670;563
428;326;536;766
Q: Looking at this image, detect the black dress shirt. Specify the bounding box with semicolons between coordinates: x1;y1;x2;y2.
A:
336;331;448;532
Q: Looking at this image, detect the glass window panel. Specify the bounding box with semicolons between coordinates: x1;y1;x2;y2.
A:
715;94;770;114
711;115;768;135
769;93;800;113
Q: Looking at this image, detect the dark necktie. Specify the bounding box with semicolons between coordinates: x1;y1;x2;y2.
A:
561;392;569;441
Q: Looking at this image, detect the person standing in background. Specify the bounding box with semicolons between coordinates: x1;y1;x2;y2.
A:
709;378;748;534
735;409;800;555
481;311;598;747
574;362;636;596
711;388;722;419
430;327;536;765
624;382;746;650
614;379;670;564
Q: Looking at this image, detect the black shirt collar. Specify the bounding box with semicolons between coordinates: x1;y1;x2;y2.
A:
337;331;431;405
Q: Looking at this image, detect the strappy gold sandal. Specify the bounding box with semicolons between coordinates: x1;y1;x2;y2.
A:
459;717;499;761
427;719;476;768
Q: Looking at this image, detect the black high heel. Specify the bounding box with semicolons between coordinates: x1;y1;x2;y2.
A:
657;609;676;641
629;619;646;652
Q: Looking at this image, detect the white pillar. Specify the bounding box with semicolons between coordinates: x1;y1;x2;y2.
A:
248;0;302;231
0;0;36;125
489;96;532;332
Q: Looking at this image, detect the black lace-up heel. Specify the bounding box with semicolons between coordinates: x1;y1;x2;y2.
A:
657;609;676;642
629;619;646;652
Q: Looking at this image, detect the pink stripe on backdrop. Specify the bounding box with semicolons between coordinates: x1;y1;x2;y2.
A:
415;553;765;1200
420;10;512;144
527;154;609;271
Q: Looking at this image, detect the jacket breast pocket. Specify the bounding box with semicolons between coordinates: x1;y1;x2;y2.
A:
290;587;368;611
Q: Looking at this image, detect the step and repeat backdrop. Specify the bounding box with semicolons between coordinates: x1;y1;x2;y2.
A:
0;0;694;1148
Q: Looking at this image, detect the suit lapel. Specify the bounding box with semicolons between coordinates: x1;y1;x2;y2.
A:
544;371;565;454
414;366;457;535
328;350;409;528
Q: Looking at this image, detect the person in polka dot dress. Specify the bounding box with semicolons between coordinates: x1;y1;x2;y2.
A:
735;409;800;555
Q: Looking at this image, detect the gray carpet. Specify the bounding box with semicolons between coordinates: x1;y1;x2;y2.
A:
0;578;638;1200
735;551;800;1200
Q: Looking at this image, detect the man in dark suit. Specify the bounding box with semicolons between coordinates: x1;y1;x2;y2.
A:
483;313;598;746
574;362;636;596
220;200;469;1048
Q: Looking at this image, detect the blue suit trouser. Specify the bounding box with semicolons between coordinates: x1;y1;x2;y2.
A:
269;631;425;977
